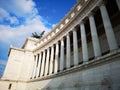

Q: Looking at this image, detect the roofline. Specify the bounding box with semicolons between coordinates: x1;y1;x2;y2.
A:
22;37;39;49
8;45;33;56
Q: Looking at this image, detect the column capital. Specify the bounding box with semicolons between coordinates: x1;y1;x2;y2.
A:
47;47;50;50
34;54;38;56
87;12;95;17
50;44;54;48
60;37;65;41
60;38;64;46
43;50;45;53
79;21;85;25
55;41;59;45
97;1;106;7
66;32;70;36
71;27;76;32
70;27;74;31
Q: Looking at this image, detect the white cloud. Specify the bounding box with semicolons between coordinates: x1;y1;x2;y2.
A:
0;60;7;65
0;8;9;18
0;8;19;24
7;16;19;24
0;8;9;22
0;0;54;48
0;16;50;47
0;0;36;17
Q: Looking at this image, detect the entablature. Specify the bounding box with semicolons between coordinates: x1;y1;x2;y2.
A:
33;0;103;53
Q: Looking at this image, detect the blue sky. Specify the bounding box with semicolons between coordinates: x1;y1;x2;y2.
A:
0;0;76;65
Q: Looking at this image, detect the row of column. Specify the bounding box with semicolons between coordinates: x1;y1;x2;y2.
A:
30;2;119;79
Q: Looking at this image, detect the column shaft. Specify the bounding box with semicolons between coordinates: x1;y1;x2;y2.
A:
40;51;45;77
100;4;118;50
80;22;89;62
36;54;41;77
36;54;40;77
73;29;79;65
45;48;50;76
89;14;101;57
116;0;120;10
54;42;59;73
66;34;71;68
31;56;36;79
60;38;64;71
33;55;38;78
49;46;54;74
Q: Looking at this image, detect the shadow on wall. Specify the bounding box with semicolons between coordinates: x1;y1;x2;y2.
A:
30;61;120;90
38;72;114;90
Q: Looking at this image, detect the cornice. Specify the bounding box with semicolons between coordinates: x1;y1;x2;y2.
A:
33;0;102;52
35;0;86;44
33;0;88;52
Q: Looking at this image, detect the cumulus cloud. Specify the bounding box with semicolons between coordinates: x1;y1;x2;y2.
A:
0;0;52;47
0;8;19;24
7;16;19;24
0;0;36;17
0;60;7;65
0;8;9;18
0;16;50;47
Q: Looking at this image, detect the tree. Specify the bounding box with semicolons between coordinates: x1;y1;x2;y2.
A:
31;31;45;39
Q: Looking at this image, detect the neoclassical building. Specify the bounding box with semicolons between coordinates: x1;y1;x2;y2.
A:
0;0;120;90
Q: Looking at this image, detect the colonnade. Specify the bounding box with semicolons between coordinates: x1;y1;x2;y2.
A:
30;1;119;79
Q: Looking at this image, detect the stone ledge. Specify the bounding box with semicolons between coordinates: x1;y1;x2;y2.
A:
0;79;27;83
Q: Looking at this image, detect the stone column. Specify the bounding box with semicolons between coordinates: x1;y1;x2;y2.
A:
88;13;101;57
36;53;41;77
54;42;59;73
33;55;38;78
116;0;120;10
66;33;71;68
45;48;50;76
60;38;64;71
80;22;89;62
36;54;40;77
49;45;54;74
99;3;118;51
31;56;36;79
40;50;46;77
73;28;79;66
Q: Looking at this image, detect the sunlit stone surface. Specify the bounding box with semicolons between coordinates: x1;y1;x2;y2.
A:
0;0;120;90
